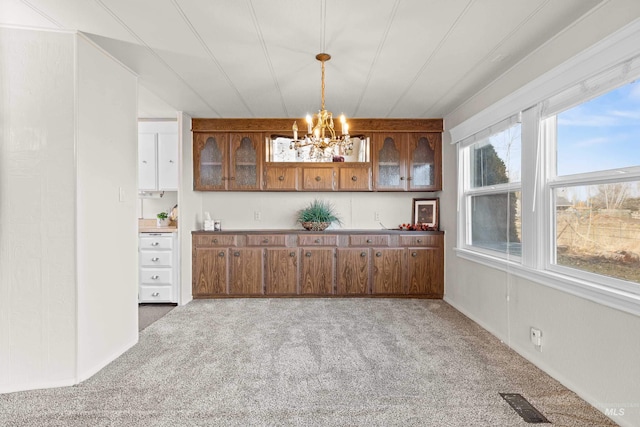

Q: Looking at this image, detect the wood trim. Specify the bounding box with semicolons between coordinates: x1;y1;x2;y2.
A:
192;118;444;133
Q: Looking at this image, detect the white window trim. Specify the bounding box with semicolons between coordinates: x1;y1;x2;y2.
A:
452;18;640;317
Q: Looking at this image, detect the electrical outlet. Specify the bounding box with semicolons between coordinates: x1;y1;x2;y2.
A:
254;211;261;221
530;327;542;349
374;211;380;221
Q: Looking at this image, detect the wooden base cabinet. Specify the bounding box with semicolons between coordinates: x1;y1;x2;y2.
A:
192;230;443;298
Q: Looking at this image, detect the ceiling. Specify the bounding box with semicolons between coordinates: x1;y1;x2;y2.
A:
3;0;604;119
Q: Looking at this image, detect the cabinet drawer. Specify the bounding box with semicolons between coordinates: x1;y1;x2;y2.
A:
140;236;173;250
302;167;335;190
139;286;173;302
400;235;440;247
339;167;371;191
193;234;238;247
298;234;338;246
349;235;389;246
247;234;286;246
140;269;173;285
265;166;298;190
140;252;172;267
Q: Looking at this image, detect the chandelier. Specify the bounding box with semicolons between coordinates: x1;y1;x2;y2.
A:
291;53;352;161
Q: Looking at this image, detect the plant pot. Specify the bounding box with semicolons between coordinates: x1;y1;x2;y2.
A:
157;218;171;227
301;221;330;231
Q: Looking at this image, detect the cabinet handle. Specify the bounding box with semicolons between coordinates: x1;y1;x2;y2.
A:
305;252;312;257
289;252;296;257
411;252;418;257
314;239;321;243
262;238;269;243
151;242;160;246
376;252;382;257
407;176;413;181
218;251;225;257
169;160;174;163
366;239;372;243
151;257;160;262
417;239;422;243
360;252;367;257
142;160;147;164
400;176;406;181
212;238;218;244
351;175;358;181
278;175;285;181
151;292;160;297
234;251;240;257
151;275;160;280
315;176;321;182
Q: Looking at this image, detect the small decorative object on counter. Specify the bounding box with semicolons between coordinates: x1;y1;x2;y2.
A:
214;219;221;231
398;223;437;231
296;199;342;231
157;211;170;227
203;211;215;231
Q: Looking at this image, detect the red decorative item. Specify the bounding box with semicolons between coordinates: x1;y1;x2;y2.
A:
398;223;437;231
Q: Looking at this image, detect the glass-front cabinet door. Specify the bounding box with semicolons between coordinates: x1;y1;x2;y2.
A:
194;133;227;190
373;134;406;190
229;133;262;190
408;133;441;191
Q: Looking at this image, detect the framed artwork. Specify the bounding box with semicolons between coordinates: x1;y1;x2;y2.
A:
412;198;439;229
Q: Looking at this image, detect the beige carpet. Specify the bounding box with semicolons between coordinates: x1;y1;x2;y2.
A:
0;299;616;426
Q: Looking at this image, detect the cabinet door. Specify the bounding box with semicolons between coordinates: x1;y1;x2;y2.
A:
337;248;370;294
193;247;228;297
338;166;371;191
229;133;262;190
194;133;228;190
264;166;298;190
265;249;298;295
302;167;335;191
372;248;404;294
157;132;179;190
229;248;264;295
373;134;407;190
408;133;441;191
406;248;443;297
300;248;335;295
138;133;157;190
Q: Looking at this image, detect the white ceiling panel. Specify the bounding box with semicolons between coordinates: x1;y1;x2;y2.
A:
2;0;620;119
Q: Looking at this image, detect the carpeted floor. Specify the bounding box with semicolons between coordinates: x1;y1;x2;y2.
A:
0;299;616;426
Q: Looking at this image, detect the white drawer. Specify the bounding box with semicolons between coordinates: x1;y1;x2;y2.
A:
140;236;173;250
139;286;173;302
140;252;172;267
140;269;173;285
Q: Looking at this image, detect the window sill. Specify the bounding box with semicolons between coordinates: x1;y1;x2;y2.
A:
454;247;640;316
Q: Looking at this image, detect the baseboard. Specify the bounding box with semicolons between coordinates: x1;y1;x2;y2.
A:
0;378;76;394
76;336;138;383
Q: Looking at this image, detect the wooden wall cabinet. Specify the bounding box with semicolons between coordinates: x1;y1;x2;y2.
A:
372;132;442;191
194;132;262;190
192;118;442;192
192;230;443;298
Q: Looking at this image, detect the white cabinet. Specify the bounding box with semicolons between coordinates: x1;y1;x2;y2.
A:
138;121;179;191
139;232;179;303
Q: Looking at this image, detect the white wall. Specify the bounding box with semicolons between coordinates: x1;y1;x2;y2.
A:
75;36;138;381
0;28;78;392
442;6;640;426
178;112;199;305
0;27;139;392
200;192;424;231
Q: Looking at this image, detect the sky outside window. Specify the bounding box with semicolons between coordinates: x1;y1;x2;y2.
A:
557;80;640;176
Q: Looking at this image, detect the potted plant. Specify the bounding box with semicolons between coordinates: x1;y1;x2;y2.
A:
157;211;170;227
296;199;342;231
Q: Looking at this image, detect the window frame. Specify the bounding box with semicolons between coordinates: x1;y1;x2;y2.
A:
453;33;640;315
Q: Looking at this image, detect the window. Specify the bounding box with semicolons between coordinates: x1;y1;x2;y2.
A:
461;121;522;257
453;27;640;314
548;80;640;286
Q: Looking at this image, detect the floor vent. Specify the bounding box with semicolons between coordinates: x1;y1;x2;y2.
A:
500;393;550;423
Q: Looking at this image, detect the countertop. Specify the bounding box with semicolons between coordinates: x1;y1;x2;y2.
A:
139;219;178;233
192;228;443;235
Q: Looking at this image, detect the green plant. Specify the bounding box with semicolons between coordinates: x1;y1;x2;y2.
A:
157;211;169;220
296;199;342;225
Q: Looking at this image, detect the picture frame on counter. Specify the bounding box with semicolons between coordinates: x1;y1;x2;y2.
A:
412;198;439;230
